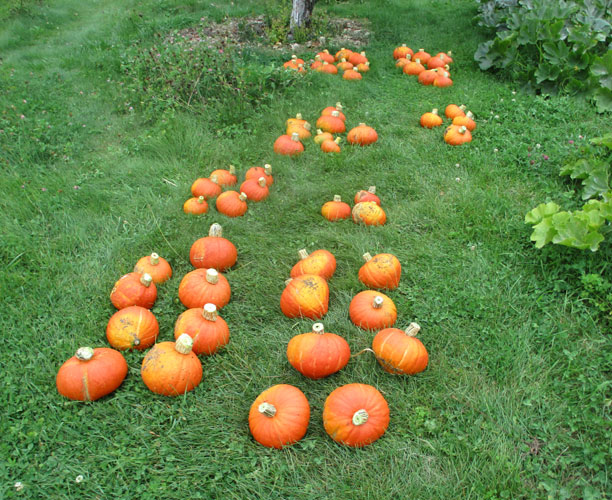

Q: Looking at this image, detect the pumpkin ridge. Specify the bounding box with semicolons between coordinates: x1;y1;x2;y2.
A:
81;370;90;401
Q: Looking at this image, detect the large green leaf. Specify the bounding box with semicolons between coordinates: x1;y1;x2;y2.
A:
530;217;557;248
591;50;612;91
593;87;612;113
560;158;593;179
590;133;612;150
543;41;570;65
525;202;560;224
582;167;610;200
551;211;605;251
535;62;561;83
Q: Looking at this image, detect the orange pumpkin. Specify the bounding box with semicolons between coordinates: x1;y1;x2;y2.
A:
286;322;350;379
393;44;413;60
321;137;341;153
444;125;472;146
321;195;351;221
372;323;428;375
348;51;368;65
189;223;237;271
352;201;387;226
316;49;335;64
191;176;222;199
321;103;346;121
316;112;346;134
336;58;353;72
323;383;390;447
395;55;411;69
354;186;381;205
273;132;304;156
286;121;312;140
209;165;237;187
56;347;128;401
356;61;370;73
174;303;229;355
178;268;231;309
249;384;310;449
280;274;329;319
290;248;336;280
286;113;309;129
433;71;453;87
413;48;431;64
183;195;208;215
358;252;401;290
314;129;334;145
134;252;172;284
426;56;445;69
141;334;203;396
342;69;362;80
106;306;159;351
216;191;248;217
317;62;338;74
418;68;438;86
335;48;353;61
240;176;269;202
444;104;466;119
435;51;453;64
245;164;274;186
420;108;443;128
403;59;425;75
347;123;378;146
349;290;397;330
452;111;476;131
110;272;157;310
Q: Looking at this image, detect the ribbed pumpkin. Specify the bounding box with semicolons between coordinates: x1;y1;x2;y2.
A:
110;272;157;310
349;290;397;330
316;49;335;64
354;186;381;206
352;201;387;226
191;176;222;199
321;103;346;121
240;176;269;202
403;59;425;75
335;48;353;61
249;384;310;449
420;109;443;128
348;51;368;65
452;111;476;131
342;68;362;81
426;56;445;69
413;48;431;64
372;323;428;375
210;165;237;187
321;137;341;153
393;44;413;60
174;303;229;355
321;195;351;221
245;164;274;186
273;132;304;156
435;51;453;64
286;113;309;129
314;129;334;145
106;306;159;351
290;248;336;280
317;61;338;74
445;104;466;119
310;56;323;70
316;112;346;134
395;55;411;69
418;68;438;86
189;223;237;271
178;268;231;310
286;121;312;140
183;195;208;215
444;125;472;146
347;123;378;146
336;58;353;72
286;323;351;379
141;334;203;396
433;71;453;87
216;191;248;217
134;253;172;284
56;347;128;401
323;383;390;447
358;252;401;290
280;274;329;319
356;61;370;73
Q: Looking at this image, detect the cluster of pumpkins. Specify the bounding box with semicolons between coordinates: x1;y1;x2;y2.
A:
183;164;275;217
420;104;476;146
322;186;386;226
394;44;454;87
273;104;378;156
284;48;370;81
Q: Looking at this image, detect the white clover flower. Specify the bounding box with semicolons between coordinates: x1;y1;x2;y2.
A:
15;482;24;491
75;475;84;483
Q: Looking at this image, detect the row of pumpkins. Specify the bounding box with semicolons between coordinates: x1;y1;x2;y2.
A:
394;45;454;87
284;48;370;80
420;104;476;146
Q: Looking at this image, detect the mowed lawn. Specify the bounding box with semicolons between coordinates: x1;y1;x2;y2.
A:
1;0;610;498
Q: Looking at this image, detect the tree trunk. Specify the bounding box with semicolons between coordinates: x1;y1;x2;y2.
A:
290;0;316;33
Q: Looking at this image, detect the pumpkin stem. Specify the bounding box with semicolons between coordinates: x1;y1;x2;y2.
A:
175;333;194;354
295;113;303;120
257;176;267;188
264;164;272;175
362;252;373;262
352;409;369;426
290;132;300;143
372;296;384;309
206;269;219;284
303;122;312;131
432;108;439;115
298;248;309;260
333;194;342;202
140;273;153;287
458;126;467;134
415;58;421;64
202;303;218;321
316;128;324;135
405;322;421;337
258;402;277;417
210;175;219;185
150;252;160;265
334;137;342;144
368;186;376;194
406;54;412;60
75;347;94;361
331;110;340;118
359;122;366;126
284;278;293;286
351;347;375;358
335;102;343;110
209;223;223;238
239;192;248;202
312;322;324;334
459;104;466;111
466;111;474;119
227;165;236;176
197;195;206;204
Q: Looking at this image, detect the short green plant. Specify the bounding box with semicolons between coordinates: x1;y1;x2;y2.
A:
474;0;612;112
581;272;612;320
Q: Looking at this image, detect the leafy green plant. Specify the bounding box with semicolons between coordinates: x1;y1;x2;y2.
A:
474;0;612;111
580;272;612;320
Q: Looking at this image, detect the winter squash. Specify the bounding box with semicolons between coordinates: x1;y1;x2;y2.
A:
444;125;472;146
245;164;274;186
273;132;304;156
352;201;387;226
321;195;351;221
249;384;310;448
110;272;157;310
134;252;172;284
56;347;128;401
290;248;336;280
420;108;443;128
321;137;341;153
336;58;353;72
141;334;203;396
395;54;411;69
413;48;431;64
323;383;390;447
348;51;368;66
106;306;159;351
433;71;453;87
314;129;334;145
372;323;428;375
347;123;378;145
358;252;401;290
191;176;222;199
178;268;231;309
210;165;237;187
317;62;338;75
319;102;343;118
356;61;370;73
426;56;445;69
342;68;362;80
452;111;476;131
435;51;453;64
316;49;335;64
286;323;350;379
335;48;353;61
403;58;425;75
316;112;346;134
283;55;298;68
280;274;329;319
240;176;269;202
444;104;466;119
216;191;248;217
354;186;381;206
349;290;397;330
189;223;237;271
287;121;312;140
183;196;208;215
418;68;439;86
310;56;323;70
174;303;229;355
286;113;309;129
393;44;413;60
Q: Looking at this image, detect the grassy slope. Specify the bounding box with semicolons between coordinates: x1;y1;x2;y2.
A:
1;0;611;499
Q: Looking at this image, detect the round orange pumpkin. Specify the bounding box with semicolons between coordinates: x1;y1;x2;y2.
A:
452;111;476;131
106;306;159;351
191;176;222;199
420;108;443;128
342;69;362;80
183;195;208;215
216;191;248;217
349;290;397;330
321;102;346;121
372;323;428;375
178;268;231;310
245;164;274;186
321;137;341;153
413;48;431;64
445;104;466;119
352;201;387;226
110;272;157;310
403;59;425;75
321;195;351;221
239;176;269;202
209;165;237;187
444;125;472;146
314;129;334;145
323;383;390;447
316;112;346;134
393;44;413;60
354;186;380;206
134;252;172;284
273;132;304;156
189;223;237;271
280;274;329;319
347;123;378;146
174;303;229;355
358;252;401;290
290;248;336;280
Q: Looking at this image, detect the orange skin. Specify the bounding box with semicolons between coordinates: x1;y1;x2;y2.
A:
141;342;202;396
452;114;476;131
209;168;237;187
358;253;401;290
280;274;329;319
349;290;397;330
178;269;231;309
286;328;350;379
216;191;248;217
347;124;378;145
445;104;465;119
342;69;362;80
352;201;386;225
134;255;172;284
106;306;159;351
321;138;341;153
420;111;443;128
245;166;274;186
110;272;157;310
174;308;230;355
191;177;222;199
273;134;304;156
316;115;346;134
290;249;337;280
444;125;472;146
372;328;429;375
321;199;351;221
393;45;413;60
183;196;208;214
239;178;269;202
354;189;381;206
189;235;237;271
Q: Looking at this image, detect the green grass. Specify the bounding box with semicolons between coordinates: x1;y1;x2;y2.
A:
1;0;611;499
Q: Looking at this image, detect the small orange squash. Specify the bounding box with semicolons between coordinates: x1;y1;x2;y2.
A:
444;125;472;146
314;129;334;145
342;68;362;80
239;176;269;202
335;48;353;61
316;49;335;64
321;103;346;121
110;272;157;310
189;223;237;271
358;252;401;290
209;165;237;187
317;61;338;74
245;164;274;186
413;48;431;64
347;123;378;146
444;104;466;119
174;303;230;355
393;44;413;60
372;323;428;375
178;268;231;310
336;58;353;72
273;132;304;156
452;111;476;131
349;290;397;330
280;274;329;320
134;252;172;284
290;248;336;280
191;176;222;199
321;195;351;221
433;71;453;87
183;195;208;215
348;51;368;66
106;306;159;351
403;58;425;75
420;108;443;128
321;137;341;153
356;61;370;73
352;201;387;226
216;191;248;217
316;112;346;134
354;186;381;206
